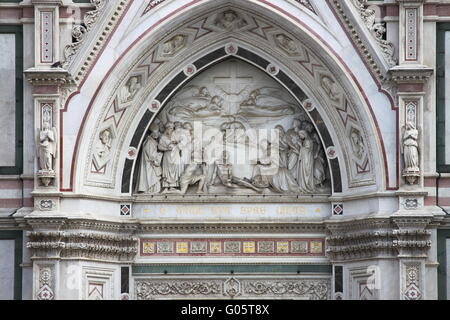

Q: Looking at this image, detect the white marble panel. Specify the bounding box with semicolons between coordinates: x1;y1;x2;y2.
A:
447;239;450;300
445;32;450;164
0;240;15;300
0;34;16;167
134;202;330;221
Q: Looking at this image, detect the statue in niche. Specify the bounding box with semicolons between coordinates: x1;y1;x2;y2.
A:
38;119;57;172
211;151;263;193
158;122;182;192
137;127;162;194
274;34;299;55
214;10;247;30
120;76;141;103
96;129;113;160
162;34;186;56
37;115;57;187
402;121;420;185
320;76;340;101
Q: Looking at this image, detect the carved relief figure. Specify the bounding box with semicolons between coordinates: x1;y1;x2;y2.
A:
212;151;263;193
38;119;57;172
162;35;186;55
275;34;298;55
96;129;113;160
402;122;420;184
178;164;207;194
134;60;330;196
303;122;326;188
350;129;365;159
120;76;141;103
203;136;221;186
214;10;247;30
296;130;316;193
137;129;162;194
320;76;340;101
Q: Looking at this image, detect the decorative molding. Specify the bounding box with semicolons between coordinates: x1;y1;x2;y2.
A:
140;238;325;257
403;262;422;300
326;217;432;261
62;0;107;69
329;0;394;83
135;277;330;300
36;265;55;300
389;67;433;84
26;231;138;261
349;0;397;67
292;0;316;14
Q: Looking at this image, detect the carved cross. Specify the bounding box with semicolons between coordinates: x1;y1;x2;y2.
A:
213;61;253;94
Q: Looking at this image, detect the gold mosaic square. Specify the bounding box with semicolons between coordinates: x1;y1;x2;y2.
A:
310;241;323;254
176;242;188;254
243;241;256;254
210;242;222;254
142;241;155;254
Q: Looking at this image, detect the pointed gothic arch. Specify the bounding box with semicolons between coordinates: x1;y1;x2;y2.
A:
61;0;394;202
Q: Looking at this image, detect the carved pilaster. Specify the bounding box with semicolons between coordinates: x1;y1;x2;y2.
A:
32;0;63;67
397;0;424;66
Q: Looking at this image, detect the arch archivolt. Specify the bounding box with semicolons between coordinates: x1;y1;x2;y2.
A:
74;4;382;196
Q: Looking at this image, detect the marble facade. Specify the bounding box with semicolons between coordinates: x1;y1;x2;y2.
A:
0;0;450;301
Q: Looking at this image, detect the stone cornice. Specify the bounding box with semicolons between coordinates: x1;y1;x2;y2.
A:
389;66;434;84
24;67;75;86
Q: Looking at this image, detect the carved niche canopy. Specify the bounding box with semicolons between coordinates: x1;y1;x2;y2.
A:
134;59;331;197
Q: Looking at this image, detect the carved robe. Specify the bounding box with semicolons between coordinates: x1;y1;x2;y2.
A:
159;133;182;188
297;135;316;193
403;127;419;172
39;128;56;171
137;136;162;193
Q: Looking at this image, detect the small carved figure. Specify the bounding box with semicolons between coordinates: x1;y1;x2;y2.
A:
214;10;247;30
275;34;298;54
97;129;113;159
320;76;340;101
120;76;141;103
350;129;365;159
38;119;57;172
402;122;420;184
162;35;186;55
